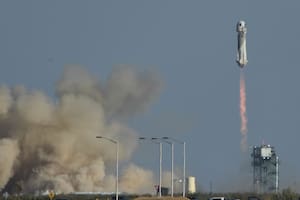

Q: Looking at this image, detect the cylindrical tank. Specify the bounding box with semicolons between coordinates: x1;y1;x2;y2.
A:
187;176;196;194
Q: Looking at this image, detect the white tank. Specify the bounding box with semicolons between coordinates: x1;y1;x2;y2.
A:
187;176;196;194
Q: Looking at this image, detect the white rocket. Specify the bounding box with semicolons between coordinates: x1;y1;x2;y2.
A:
236;20;248;68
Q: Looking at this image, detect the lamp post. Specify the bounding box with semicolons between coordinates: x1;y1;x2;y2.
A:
139;137;162;197
162;137;186;197
159;139;174;197
96;136;119;200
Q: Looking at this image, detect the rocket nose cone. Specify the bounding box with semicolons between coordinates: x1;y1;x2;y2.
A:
236;21;247;32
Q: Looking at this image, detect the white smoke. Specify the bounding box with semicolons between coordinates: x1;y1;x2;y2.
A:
104;66;162;118
0;65;162;194
0;139;20;188
120;164;155;194
0;86;12;115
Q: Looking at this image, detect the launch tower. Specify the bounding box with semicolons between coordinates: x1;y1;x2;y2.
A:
251;144;279;193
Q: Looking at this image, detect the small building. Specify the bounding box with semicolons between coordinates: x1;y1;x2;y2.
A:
155;186;168;196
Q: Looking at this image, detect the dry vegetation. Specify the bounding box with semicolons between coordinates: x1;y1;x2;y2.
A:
135;197;190;200
1;189;300;200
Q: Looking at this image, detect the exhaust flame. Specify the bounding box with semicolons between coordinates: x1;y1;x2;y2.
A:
240;71;248;152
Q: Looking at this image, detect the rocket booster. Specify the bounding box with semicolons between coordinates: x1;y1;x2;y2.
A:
236;21;248;68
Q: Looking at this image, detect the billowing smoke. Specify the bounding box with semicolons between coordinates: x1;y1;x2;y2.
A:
0;66;162;194
0;139;20;188
239;71;248;152
120;164;155;194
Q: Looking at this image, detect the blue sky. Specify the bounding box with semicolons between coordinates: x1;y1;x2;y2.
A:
1;1;300;193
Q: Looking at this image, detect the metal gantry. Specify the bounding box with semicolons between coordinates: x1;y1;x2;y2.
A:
252;144;279;193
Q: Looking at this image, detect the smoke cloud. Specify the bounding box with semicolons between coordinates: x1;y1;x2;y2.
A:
0;139;20;188
120;164;155;194
0;66;162;194
239;71;248;152
104;66;162;118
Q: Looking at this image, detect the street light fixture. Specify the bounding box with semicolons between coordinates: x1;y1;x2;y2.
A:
162;137;186;197
139;137;162;197
96;136;119;200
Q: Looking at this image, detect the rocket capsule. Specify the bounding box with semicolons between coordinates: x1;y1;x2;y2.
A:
236;20;248;68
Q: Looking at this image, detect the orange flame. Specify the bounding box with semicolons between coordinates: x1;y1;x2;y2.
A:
240;72;248;152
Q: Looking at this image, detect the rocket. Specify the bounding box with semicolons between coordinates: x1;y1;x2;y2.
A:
236;20;248;68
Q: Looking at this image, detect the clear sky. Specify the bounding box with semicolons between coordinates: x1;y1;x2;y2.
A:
1;0;300;193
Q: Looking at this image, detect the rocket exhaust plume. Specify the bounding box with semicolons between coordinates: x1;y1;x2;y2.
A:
0;65;162;194
240;71;248;152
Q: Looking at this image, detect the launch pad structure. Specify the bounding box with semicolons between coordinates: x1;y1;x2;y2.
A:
251;144;279;193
